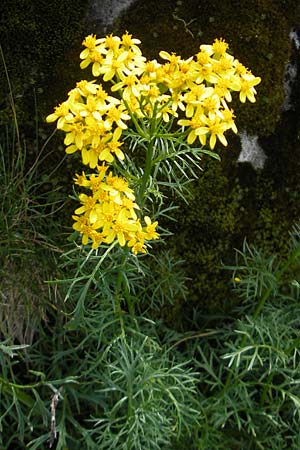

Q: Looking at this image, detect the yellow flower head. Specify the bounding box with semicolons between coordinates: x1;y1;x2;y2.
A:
212;38;229;56
239;73;261;103
71;167;159;253
121;31;142;55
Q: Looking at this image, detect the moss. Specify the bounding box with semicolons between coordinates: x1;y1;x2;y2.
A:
0;0;88;124
0;0;89;201
164;158;242;315
117;0;299;136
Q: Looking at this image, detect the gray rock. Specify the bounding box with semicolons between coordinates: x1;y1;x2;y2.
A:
87;0;138;33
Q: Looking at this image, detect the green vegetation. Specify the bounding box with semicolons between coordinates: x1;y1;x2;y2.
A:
1;1;300;448
2;136;300;447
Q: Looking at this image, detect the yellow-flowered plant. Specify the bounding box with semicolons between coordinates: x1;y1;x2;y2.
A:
47;32;260;254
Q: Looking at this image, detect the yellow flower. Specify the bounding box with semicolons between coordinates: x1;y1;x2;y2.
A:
75;193;99;223
233;60;248;76
71;158;159;253
46;103;73;129
104;103;130;128
74;172;90;188
200;38;229;58
82;141;105;167
98;34;121;54
196;49;212;65
130;242;147;255
64;122;86;150
211;54;235;77
76;80;99;96
182;84;214;118
80;34;101;58
72;214;88;233
139;83;162;107
95;84;120;109
79;35;106;75
99;50;129;82
105;208;138;247
90;231;106;249
86;120;111;149
89;166;108;193
121;31;142;55
95;200;116;227
72;216;100;246
105;172;136;201
202;94;222;121
121;197;139;220
239;73;261;103
212;38;229;56
127;220;147;253
111;74;141;102
178;109;206;145
194;62;220;84
221;104;238;134
159;51;183;78
143;216;159;240
213;77;234;102
99;140;125;163
143;59;162;80
196;116;229;149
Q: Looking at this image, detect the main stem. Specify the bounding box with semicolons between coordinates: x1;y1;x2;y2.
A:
137;106;158;207
115;250;137;329
137;135;154;207
115;253;129;337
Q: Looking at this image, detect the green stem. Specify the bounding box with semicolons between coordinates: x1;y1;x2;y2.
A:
115;263;126;338
0;378;35;408
137;135;154;206
137;103;159;206
124;280;135;319
114;250;137;334
259;372;273;407
122;97;148;140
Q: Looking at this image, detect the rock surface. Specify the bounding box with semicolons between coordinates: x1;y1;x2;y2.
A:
87;0;138;32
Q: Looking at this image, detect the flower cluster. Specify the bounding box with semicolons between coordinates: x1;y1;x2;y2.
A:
46;80;130;167
46;32;260;253
72;164;158;254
